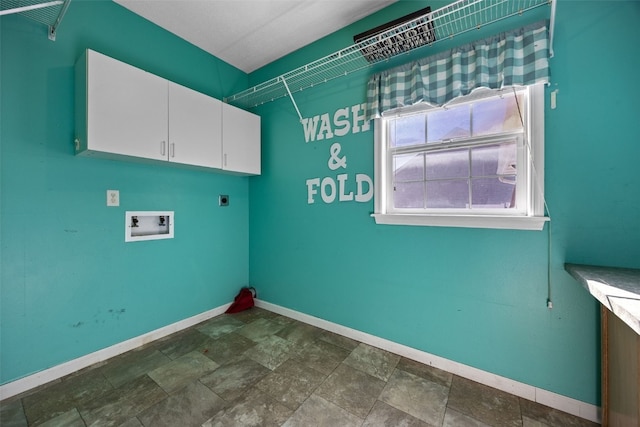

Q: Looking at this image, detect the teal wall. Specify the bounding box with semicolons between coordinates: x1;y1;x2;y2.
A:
249;0;640;406
1;2;250;383
2;0;639;408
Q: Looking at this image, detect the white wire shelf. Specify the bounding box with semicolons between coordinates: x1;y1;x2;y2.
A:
225;0;554;113
1;0;72;40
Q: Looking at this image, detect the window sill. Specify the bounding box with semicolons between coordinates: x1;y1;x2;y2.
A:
371;213;549;230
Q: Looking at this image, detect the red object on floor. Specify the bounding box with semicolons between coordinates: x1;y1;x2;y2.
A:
225;287;256;313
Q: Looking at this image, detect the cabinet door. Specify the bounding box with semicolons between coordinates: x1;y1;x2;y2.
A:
87;50;168;161
168;82;222;169
603;307;640;426
222;103;261;175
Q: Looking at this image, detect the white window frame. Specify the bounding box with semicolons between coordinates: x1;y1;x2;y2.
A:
372;84;548;231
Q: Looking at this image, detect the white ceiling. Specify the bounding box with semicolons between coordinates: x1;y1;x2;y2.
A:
113;0;397;73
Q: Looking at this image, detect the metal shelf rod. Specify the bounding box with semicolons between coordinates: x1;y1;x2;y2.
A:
0;0;61;16
225;0;554;111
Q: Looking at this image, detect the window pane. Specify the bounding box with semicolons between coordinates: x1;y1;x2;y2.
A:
426;179;469;208
471;143;517;177
473;94;523;136
425;148;469;180
427;105;470;142
394;153;424;182
394;181;425;208
471;178;516;208
390;114;425;147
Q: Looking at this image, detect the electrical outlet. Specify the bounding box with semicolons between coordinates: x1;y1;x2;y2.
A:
107;190;120;207
219;195;229;206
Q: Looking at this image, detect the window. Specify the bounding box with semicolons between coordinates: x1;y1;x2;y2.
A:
372;85;548;230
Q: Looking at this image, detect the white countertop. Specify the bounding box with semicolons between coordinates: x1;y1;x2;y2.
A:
565;263;640;336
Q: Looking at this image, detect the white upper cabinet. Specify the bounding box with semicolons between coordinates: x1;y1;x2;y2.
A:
222;103;261;175
80;49;168;161
76;49;259;174
168;81;222;169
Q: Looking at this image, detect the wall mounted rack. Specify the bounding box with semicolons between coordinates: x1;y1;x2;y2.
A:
224;0;555;120
1;0;72;40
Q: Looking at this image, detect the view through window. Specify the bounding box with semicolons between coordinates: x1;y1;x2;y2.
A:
374;85;546;230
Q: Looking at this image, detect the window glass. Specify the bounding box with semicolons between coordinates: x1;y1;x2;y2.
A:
394;181;425;208
473;95;523;136
471;143;517;177
427;105;470;142
394;153;424;181
468;143;518;209
425;148;469;180
426;179;469;208
390;114;425;148
471;178;516;208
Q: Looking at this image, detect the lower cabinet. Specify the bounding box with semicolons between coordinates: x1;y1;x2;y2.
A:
601;305;640;426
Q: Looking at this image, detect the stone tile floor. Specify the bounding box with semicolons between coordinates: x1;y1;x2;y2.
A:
1;307;599;426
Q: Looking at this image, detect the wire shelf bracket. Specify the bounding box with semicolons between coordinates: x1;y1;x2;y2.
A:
1;0;72;41
225;0;555;114
280;76;303;121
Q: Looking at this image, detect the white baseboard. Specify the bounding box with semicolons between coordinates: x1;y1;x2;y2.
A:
0;299;601;424
0;303;230;401
254;299;601;424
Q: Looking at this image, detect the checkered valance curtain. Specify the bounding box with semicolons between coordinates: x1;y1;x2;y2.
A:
365;21;550;119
